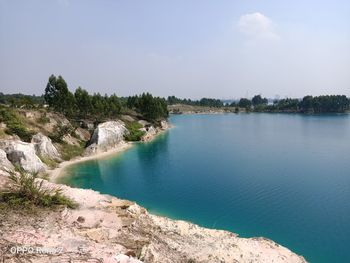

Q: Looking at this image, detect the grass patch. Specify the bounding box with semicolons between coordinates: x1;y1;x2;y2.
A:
0;170;77;209
124;121;145;141
60;142;85;161
36;113;50;124
38;155;58;169
0;106;34;142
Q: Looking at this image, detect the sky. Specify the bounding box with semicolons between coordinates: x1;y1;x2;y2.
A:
0;0;349;99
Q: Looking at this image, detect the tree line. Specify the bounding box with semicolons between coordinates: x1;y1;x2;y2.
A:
231;95;349;113
167;96;224;107
44;75;168;122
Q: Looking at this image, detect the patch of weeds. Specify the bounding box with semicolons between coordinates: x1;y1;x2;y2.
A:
0;170;77;210
124;121;145;141
38;155;58;169
60;143;85;161
36;113;50;124
0;106;34;142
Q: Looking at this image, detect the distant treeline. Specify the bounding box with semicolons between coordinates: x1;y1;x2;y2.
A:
231;95;350;113
1;80;349;117
167;96;224;107
0;93;44;107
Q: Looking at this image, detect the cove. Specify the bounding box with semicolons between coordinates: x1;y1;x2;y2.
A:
59;113;350;263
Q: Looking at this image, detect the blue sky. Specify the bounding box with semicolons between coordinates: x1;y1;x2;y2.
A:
0;0;349;99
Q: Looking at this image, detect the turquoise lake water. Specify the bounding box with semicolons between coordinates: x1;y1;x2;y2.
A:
59;114;350;262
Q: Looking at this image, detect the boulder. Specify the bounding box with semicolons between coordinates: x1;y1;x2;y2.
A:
140;126;157;142
160;120;169;130
85;121;127;155
0;148;14;172
0;140;46;173
31;133;60;160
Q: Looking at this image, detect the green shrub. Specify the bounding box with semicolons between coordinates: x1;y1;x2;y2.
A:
37;113;50;124
60;143;85;161
0;106;34;142
49;123;74;143
0;170;77;209
38;155;58;169
124;121;145;141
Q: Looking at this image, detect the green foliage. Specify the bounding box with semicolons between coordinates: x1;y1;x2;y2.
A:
60;143;85;161
0;170;77;209
238;98;252;109
252;95;268;106
38;155;58;169
124;122;145;141
49;123;74;143
0;106;34;142
129;93;168;122
167;95;224;107
74;87;93;117
0;92;44;107
36;112;50;124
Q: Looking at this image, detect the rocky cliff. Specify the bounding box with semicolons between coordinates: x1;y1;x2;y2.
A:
0;178;306;263
0;140;46;173
85;121;128;155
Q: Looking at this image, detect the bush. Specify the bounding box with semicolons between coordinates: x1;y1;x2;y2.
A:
38;155;58;169
37;113;50;124
49;123;75;143
0;106;34;142
124;122;145;141
60;143;85;161
0;170;77;209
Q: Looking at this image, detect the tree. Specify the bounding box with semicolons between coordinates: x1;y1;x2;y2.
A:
238;98;252;109
252;95;268;106
300;96;313;112
74;87;92;117
44;75;75;115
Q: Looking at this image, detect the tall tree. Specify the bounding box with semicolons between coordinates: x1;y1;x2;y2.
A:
44;75;74;115
74;87;92;117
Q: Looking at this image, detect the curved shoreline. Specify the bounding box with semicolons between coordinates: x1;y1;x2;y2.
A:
49;141;133;183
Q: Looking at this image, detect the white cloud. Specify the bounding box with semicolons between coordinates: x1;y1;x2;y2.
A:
238;12;279;40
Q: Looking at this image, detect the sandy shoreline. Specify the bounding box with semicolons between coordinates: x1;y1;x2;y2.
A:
49;142;133;182
49;125;171;182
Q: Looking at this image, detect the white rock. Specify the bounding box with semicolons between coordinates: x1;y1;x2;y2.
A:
0;148;14;172
0;140;46;173
85;121;127;155
141;126;157;142
31;133;60;160
160;120;169;130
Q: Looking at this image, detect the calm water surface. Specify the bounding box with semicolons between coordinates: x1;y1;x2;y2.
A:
59;114;350;262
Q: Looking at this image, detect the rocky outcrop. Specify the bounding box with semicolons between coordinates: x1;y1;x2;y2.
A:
0;179;306;263
31;133;60;160
74;127;91;141
140;126;157;142
85;121;128;155
0;149;14;176
0;140;46;173
160;120;169;130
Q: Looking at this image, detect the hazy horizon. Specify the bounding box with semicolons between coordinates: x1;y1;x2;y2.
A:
0;0;349;99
